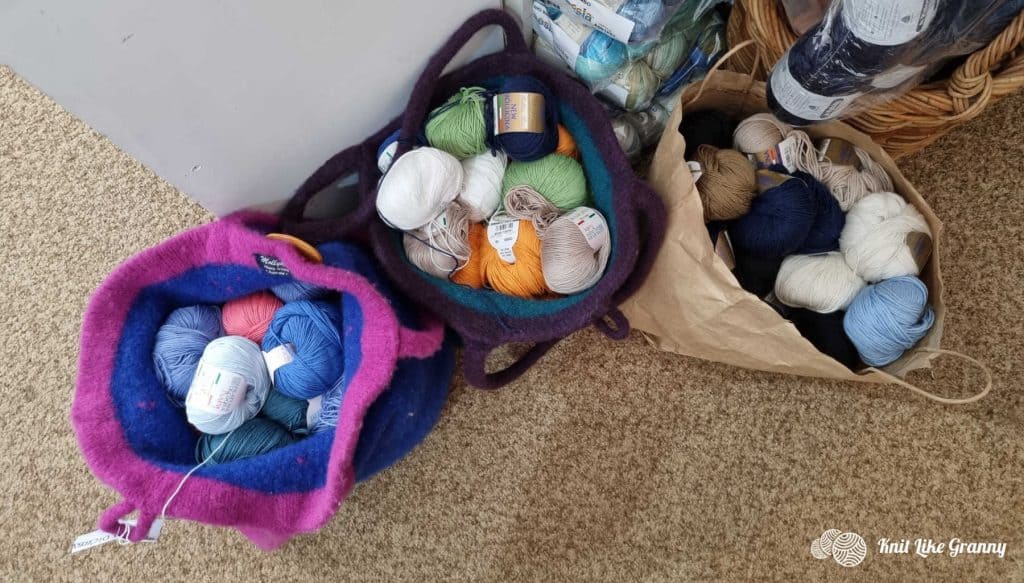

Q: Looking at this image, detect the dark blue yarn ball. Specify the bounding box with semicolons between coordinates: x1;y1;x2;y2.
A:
793;170;845;254
487;76;560;162
731;252;783;298
729;171;817;259
787;308;862;370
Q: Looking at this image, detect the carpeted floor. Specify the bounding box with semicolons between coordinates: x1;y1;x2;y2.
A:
1;64;1022;581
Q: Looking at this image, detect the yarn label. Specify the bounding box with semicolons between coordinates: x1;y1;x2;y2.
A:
494;92;545;134
186;363;248;415
905;231;933;272
71;518;163;554
841;0;938;46
533;4;582;67
750;135;800;172
600;76;631;109
687;161;703;182
254;254;290;277
770;53;862;121
263;343;295;381
558;0;636;44
564;207;609;252
817;138;861;169
487;215;520;264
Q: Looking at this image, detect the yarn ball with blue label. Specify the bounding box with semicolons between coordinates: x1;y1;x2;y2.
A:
262;300;345;400
844;276;935;367
486;76;561;161
576;28;629;85
153;305;223;407
185;336;271;435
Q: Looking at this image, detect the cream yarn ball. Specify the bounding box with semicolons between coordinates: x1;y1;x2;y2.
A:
774;252;866;313
376;147;463;230
840;192;932;282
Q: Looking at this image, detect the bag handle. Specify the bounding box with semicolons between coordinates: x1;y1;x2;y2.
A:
462;339;560;389
684;39;760;110
869;348;992;405
395;9;530;160
280;142;374;244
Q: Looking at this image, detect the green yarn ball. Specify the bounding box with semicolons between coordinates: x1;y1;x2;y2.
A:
502;153;588;211
425;86;488;160
604;60;661;112
645;29;689;79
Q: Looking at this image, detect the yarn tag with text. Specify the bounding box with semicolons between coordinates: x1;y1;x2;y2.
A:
841;0;939;46
493;92;544;134
487;215;520;264
71;518;164;554
186;363;248;415
770;53;862;121
532;4;582;68
755;169;795;194
750;135;800;172
817;138;861;169
564;207;609;252
254;254;290;277
687;161;703;182
263;343;296;381
558;0;636;44
905;231;933;272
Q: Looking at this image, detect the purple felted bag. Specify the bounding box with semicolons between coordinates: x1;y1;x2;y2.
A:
280;10;666;389
72;212;453;550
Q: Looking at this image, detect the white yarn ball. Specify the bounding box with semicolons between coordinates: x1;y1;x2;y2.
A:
376;147;463;230
774;252;866;313
840;192;931;282
458;151;507;221
542;207;612;294
185;336;270;435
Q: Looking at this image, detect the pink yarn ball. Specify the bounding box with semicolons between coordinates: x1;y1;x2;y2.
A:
222;292;283;343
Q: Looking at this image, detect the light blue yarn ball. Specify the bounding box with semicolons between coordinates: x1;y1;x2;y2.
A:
618;0;666;42
843;276;935;367
577;30;628;84
153;305;222;406
262;300;345;399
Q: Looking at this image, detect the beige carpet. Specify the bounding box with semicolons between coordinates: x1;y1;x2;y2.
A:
1;64;1022;581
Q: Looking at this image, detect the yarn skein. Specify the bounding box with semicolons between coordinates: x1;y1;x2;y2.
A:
403;202;472;278
195;417;298;465
774;252;866;313
262;300;345;399
844;276;935;367
815;141;894;211
732;253;784;298
153;305;222;407
185;336;271;435
612;116;643;159
840;192;932;282
556;125;579;159
502;154;588;211
504;186;563;237
260;389;308;433
458;151;507;222
425;86;488;160
601;59;660;111
451;223;487;288
645;26;689;78
489;76;560;161
730;170;817;259
271;280;328;303
731;114;820;172
793;170;845;255
221;292;283;344
693;145;757;222
787;308;862;370
478;216;549;298
376;147;463;230
541;207;612;294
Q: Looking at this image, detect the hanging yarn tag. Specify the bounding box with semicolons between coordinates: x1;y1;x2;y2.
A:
770;53;862;121
564;207;608;252
755;169;795;194
262;343;296;381
493;92;545;135
559;0;636;44
487;214;520;264
841;0;939;46
905;231;933;272
533;5;583;68
749;135;801;172
71;518;164;554
186;362;248;415
687;161;703;182
816;138;861;169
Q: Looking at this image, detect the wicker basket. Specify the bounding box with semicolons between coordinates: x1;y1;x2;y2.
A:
726;0;1024;158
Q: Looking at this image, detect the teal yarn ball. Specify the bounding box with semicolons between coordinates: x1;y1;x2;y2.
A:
260;389;308;434
843;276;935;367
195;418;298;465
502;154;588;211
425;86;489;160
577;30;629;84
153;305;222;407
262;300;345;399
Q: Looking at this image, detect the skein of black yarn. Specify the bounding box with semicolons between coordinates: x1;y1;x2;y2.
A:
787;308;863;370
680;110;736;159
732;252;783;299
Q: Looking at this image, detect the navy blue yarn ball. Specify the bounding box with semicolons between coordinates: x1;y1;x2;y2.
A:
729;171;816;259
486;76;560;162
793;170;845;254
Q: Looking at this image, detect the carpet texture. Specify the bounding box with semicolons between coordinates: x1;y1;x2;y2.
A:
1;64;1022;581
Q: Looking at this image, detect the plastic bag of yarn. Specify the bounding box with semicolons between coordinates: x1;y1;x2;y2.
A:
620;70;989;403
532;1;628;88
542;0;726;44
279;10;666;389
73;212;455;549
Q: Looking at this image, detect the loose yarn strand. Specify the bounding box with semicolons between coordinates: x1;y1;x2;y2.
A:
504;186;563;237
159;429;236;520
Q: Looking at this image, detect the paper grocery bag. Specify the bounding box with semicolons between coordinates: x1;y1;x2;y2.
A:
620;72;948;386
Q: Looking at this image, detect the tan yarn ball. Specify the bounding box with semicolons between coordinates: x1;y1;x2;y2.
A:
694;145;758;221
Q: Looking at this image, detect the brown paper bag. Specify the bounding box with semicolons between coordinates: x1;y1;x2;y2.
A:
621;71;988;403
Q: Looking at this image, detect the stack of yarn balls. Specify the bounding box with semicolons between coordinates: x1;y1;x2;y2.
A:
152;271;355;465
376;75;612;299
684;110;936;369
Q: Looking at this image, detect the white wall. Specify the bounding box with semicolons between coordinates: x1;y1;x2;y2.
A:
0;0;509;215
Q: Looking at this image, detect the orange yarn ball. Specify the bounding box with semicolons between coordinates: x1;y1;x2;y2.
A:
451;223;486;289
222;291;283;343
556;124;578;159
477;219;549;298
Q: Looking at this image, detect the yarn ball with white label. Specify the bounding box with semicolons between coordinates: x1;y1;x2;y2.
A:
376;147;463;230
458;151;507;221
262;300;345;399
185;336;271;435
839;192;932;282
541;207;612;294
774;252;866;313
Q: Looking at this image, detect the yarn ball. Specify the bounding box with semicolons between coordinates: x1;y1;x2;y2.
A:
376;147;463;230
403;202;471;278
774;252;866;313
458;151;507;221
185;336;271;435
271;280;328;303
626;39;657;60
490;76;560;161
262;300;345;399
793;170;845;254
612;116;643;159
541;207;612;294
815;142;893;211
221;292;283;344
732;112;792;155
451;222;486;288
693;145;757;222
503;154;587;211
195;417;298;465
645;26;689;78
730;170;817;259
260;389;308;434
153;305;222;407
505;185;563;237
425;86;488;160
617;0;667;42
732;253;783;298
556;124;578;159
623;102;671;146
601;59;660;111
840;192;932;282
844;276;935;367
787;308;862;370
577;29;629;84
377;128;401;173
681;109;736;159
478;217;549;298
